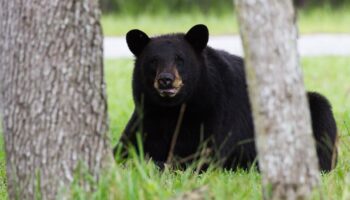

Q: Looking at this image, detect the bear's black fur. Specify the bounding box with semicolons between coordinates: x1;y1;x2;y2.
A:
115;24;338;171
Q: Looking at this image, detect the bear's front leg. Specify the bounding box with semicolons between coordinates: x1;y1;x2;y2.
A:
114;110;141;158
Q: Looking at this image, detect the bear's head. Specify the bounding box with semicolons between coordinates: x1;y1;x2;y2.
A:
126;24;209;106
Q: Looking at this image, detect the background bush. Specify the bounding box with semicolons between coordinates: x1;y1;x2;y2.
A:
100;0;232;15
100;0;350;14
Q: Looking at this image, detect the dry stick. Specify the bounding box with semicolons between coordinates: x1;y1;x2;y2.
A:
178;152;200;164
166;103;187;164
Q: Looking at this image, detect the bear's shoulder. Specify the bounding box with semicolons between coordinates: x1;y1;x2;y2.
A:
203;47;245;83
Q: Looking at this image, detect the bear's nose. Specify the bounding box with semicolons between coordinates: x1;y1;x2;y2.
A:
157;73;174;89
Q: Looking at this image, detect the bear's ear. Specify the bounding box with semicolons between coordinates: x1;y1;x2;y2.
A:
185;24;209;52
126;29;150;56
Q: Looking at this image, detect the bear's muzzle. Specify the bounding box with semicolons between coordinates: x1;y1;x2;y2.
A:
154;69;183;98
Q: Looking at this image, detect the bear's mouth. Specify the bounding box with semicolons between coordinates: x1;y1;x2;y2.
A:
158;87;181;98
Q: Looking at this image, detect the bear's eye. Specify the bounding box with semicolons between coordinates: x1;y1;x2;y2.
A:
175;55;184;67
148;59;158;68
147;58;158;73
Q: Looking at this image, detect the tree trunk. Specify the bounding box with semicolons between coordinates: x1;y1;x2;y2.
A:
234;0;320;199
0;0;112;199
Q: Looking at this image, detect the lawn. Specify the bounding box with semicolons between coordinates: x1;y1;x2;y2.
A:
101;7;350;36
1;57;350;199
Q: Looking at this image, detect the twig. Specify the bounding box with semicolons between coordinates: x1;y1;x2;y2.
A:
166;103;187;164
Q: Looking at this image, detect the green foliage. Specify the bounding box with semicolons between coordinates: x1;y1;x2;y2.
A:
301;0;350;8
100;0;234;15
99;0;350;14
298;6;350;33
101;6;350;36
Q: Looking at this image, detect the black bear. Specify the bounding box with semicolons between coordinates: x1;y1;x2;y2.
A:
115;24;338;171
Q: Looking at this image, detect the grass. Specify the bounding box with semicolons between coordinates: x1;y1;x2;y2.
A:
101;7;350;36
101;13;239;37
0;125;6;200
1;56;350;199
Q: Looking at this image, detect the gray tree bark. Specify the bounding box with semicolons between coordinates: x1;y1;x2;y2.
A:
0;0;112;199
234;0;320;199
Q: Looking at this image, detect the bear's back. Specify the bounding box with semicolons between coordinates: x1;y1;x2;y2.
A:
201;47;257;168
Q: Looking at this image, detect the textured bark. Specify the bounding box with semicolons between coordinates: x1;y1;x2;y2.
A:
234;0;320;199
0;0;112;199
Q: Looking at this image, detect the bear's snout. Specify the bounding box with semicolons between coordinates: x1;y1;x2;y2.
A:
157;73;174;89
154;69;183;98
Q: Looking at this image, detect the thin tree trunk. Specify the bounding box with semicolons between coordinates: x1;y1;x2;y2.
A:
234;0;320;199
0;0;112;199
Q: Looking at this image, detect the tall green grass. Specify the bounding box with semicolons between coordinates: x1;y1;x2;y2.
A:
0;124;6;200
